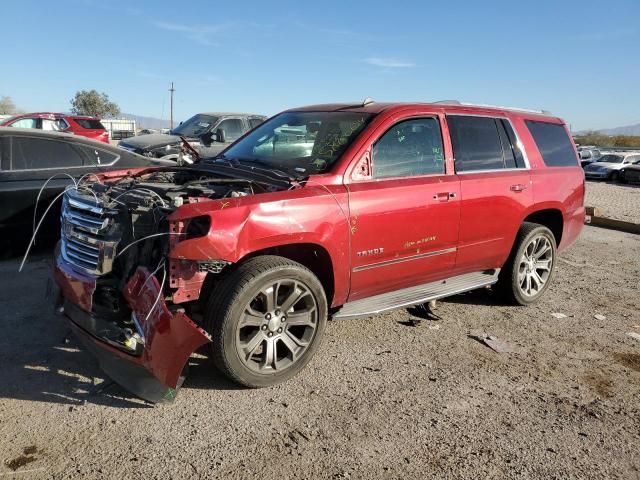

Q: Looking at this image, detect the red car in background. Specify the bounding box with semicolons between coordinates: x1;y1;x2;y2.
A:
0;112;109;143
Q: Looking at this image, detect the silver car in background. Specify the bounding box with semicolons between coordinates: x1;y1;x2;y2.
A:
584;152;640;181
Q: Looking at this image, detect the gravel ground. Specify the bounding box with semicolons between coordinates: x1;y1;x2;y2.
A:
585;180;640;224
1;226;639;479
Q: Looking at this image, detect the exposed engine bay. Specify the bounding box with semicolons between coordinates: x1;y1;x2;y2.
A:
59;167;281;353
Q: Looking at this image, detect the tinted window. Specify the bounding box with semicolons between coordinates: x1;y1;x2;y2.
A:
11;137;84;170
501;119;527;168
75;144;118;166
249;118;264;129
525;120;578;167
11;118;38;129
448;116;506;172
217;119;244;141
74;118;104;129
373;118;445;179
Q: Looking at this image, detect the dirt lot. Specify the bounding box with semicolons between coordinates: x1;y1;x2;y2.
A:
1;225;639;479
585;180;640;224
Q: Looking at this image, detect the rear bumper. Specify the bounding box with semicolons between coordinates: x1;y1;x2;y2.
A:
53;244;211;403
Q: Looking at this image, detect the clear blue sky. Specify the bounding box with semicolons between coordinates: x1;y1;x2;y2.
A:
1;0;638;131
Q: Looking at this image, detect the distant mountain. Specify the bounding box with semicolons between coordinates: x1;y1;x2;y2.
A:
576;122;640;136
119;113;170;130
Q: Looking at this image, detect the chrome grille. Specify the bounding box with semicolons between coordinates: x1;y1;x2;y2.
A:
61;190;119;276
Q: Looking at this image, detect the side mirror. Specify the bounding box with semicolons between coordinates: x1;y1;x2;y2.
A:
199;131;214;147
215;128;226;143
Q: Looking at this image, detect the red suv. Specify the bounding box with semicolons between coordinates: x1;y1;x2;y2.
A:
52;100;585;402
1;112;109;143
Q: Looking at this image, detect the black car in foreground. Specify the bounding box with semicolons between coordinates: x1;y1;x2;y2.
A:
0;127;156;231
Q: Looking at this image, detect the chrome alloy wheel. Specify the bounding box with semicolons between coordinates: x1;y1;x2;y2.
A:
236;280;318;374
517;234;554;297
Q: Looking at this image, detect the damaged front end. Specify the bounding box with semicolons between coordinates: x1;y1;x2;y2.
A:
53;167;274;402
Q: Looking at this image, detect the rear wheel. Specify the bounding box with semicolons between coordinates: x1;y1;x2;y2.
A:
205;256;327;387
496;223;557;305
610;171;620;182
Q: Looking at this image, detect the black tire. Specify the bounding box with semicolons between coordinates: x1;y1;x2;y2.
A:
495;222;557;306
204;255;327;387
610;171;619;182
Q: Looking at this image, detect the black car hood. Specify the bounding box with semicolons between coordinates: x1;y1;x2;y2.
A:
120;133;183;151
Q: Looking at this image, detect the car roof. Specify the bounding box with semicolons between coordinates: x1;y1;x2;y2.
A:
3;112;99;120
0;126;115;148
199;112;266;118
286;101;560;121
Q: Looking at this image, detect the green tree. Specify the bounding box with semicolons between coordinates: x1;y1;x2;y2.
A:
0;95;17;115
70;90;120;118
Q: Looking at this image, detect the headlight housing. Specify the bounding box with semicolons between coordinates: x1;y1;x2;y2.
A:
185;215;211;240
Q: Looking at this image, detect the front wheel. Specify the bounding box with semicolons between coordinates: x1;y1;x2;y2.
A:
610;171;619;182
205;256;327;387
496;223;557;305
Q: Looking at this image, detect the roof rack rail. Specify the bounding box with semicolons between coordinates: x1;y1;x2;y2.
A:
432;100;552;116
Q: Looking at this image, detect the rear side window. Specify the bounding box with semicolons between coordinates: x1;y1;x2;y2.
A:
42;118;69;131
11;137;84;170
74;118;105;130
373;117;445;179
525;120;578;167
75;144;119;166
448;116;514;172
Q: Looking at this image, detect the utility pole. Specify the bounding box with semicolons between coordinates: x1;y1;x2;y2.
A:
169;82;175;129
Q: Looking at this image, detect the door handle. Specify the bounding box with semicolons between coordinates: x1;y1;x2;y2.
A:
510;184;527;192
433;192;456;202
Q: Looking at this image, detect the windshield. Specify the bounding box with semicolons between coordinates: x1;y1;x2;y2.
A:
171;114;218;137
599;154;623;163
219;111;375;175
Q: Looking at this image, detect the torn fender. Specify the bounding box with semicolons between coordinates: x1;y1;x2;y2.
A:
123;267;211;389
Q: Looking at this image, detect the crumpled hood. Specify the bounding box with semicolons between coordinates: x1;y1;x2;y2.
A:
120;133;182;151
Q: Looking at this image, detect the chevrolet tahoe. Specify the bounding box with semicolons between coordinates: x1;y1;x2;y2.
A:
52;100;585;402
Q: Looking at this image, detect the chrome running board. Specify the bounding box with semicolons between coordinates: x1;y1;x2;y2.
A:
333;269;500;319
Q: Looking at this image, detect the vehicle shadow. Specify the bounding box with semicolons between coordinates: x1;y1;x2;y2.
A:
0;247;244;407
440;287;508;307
0;252;152;408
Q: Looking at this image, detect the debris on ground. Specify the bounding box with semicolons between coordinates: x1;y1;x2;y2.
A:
594;314;607;321
469;332;515;353
626;332;640;342
551;312;568;319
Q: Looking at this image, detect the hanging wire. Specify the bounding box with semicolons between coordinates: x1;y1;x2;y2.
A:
32;174;77;245
20;186;75;272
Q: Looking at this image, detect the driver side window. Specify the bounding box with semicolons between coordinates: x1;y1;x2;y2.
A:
217;119;244;142
372;117;445;179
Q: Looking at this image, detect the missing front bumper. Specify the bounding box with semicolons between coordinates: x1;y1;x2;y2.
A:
54;248;211;403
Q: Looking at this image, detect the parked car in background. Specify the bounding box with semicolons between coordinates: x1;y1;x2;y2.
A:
619;157;640;183
117;112;267;161
0;128;156;230
578;147;601;168
584;152;640;181
53;100;584;402
0;112;110;143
